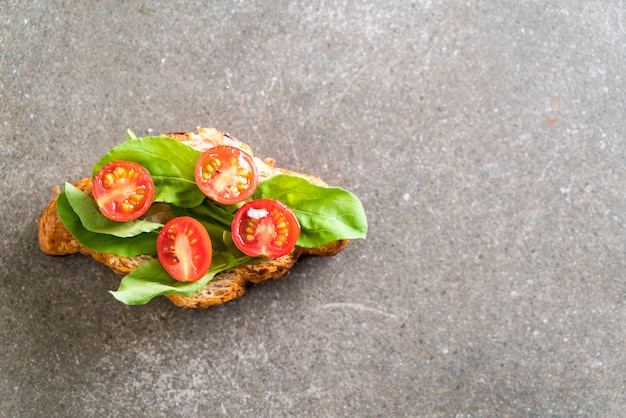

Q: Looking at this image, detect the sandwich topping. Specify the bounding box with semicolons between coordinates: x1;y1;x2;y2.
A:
93;160;155;222
231;199;300;258
194;145;259;205
55;130;368;305
157;216;212;283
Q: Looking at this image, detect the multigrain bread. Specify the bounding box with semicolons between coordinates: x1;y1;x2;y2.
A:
38;128;349;308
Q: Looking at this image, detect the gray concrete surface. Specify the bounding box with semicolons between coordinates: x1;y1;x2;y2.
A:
2;1;625;416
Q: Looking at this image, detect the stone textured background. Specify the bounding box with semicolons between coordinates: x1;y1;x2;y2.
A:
1;1;625;416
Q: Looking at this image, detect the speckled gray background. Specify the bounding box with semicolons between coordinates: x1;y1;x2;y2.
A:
2;1;625;416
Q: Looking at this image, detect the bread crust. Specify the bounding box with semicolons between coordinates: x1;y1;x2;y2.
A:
37;129;349;308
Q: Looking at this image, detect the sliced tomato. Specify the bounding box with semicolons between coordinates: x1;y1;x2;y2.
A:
92;160;155;222
231;199;300;258
157;217;212;282
194;145;259;204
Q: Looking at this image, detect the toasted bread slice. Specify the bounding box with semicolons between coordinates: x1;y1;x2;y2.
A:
38;128;349;308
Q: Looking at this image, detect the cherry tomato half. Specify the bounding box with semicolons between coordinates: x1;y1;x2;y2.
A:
194;145;259;205
157;216;212;282
231;199;300;258
92;160;155;222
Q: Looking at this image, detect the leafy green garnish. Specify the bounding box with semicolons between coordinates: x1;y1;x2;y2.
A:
186;199;239;230
64;182;162;237
172;200;243;253
56;186;158;256
110;251;257;305
253;174;368;248
92;136;204;208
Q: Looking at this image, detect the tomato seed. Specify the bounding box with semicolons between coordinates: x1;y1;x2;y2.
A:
119;202;133;213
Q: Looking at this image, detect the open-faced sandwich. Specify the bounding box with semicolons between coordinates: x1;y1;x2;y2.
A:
38;128;367;308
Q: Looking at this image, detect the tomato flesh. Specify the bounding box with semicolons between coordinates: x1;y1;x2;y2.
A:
157;217;212;282
194;145;259;204
93;161;155;222
232;199;300;258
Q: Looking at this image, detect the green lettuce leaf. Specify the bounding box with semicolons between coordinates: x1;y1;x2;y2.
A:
110;251;257;305
253;174;368;248
170;203;236;253
92;136;204;208
56;187;158;256
184;199;239;230
63;182;162;237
